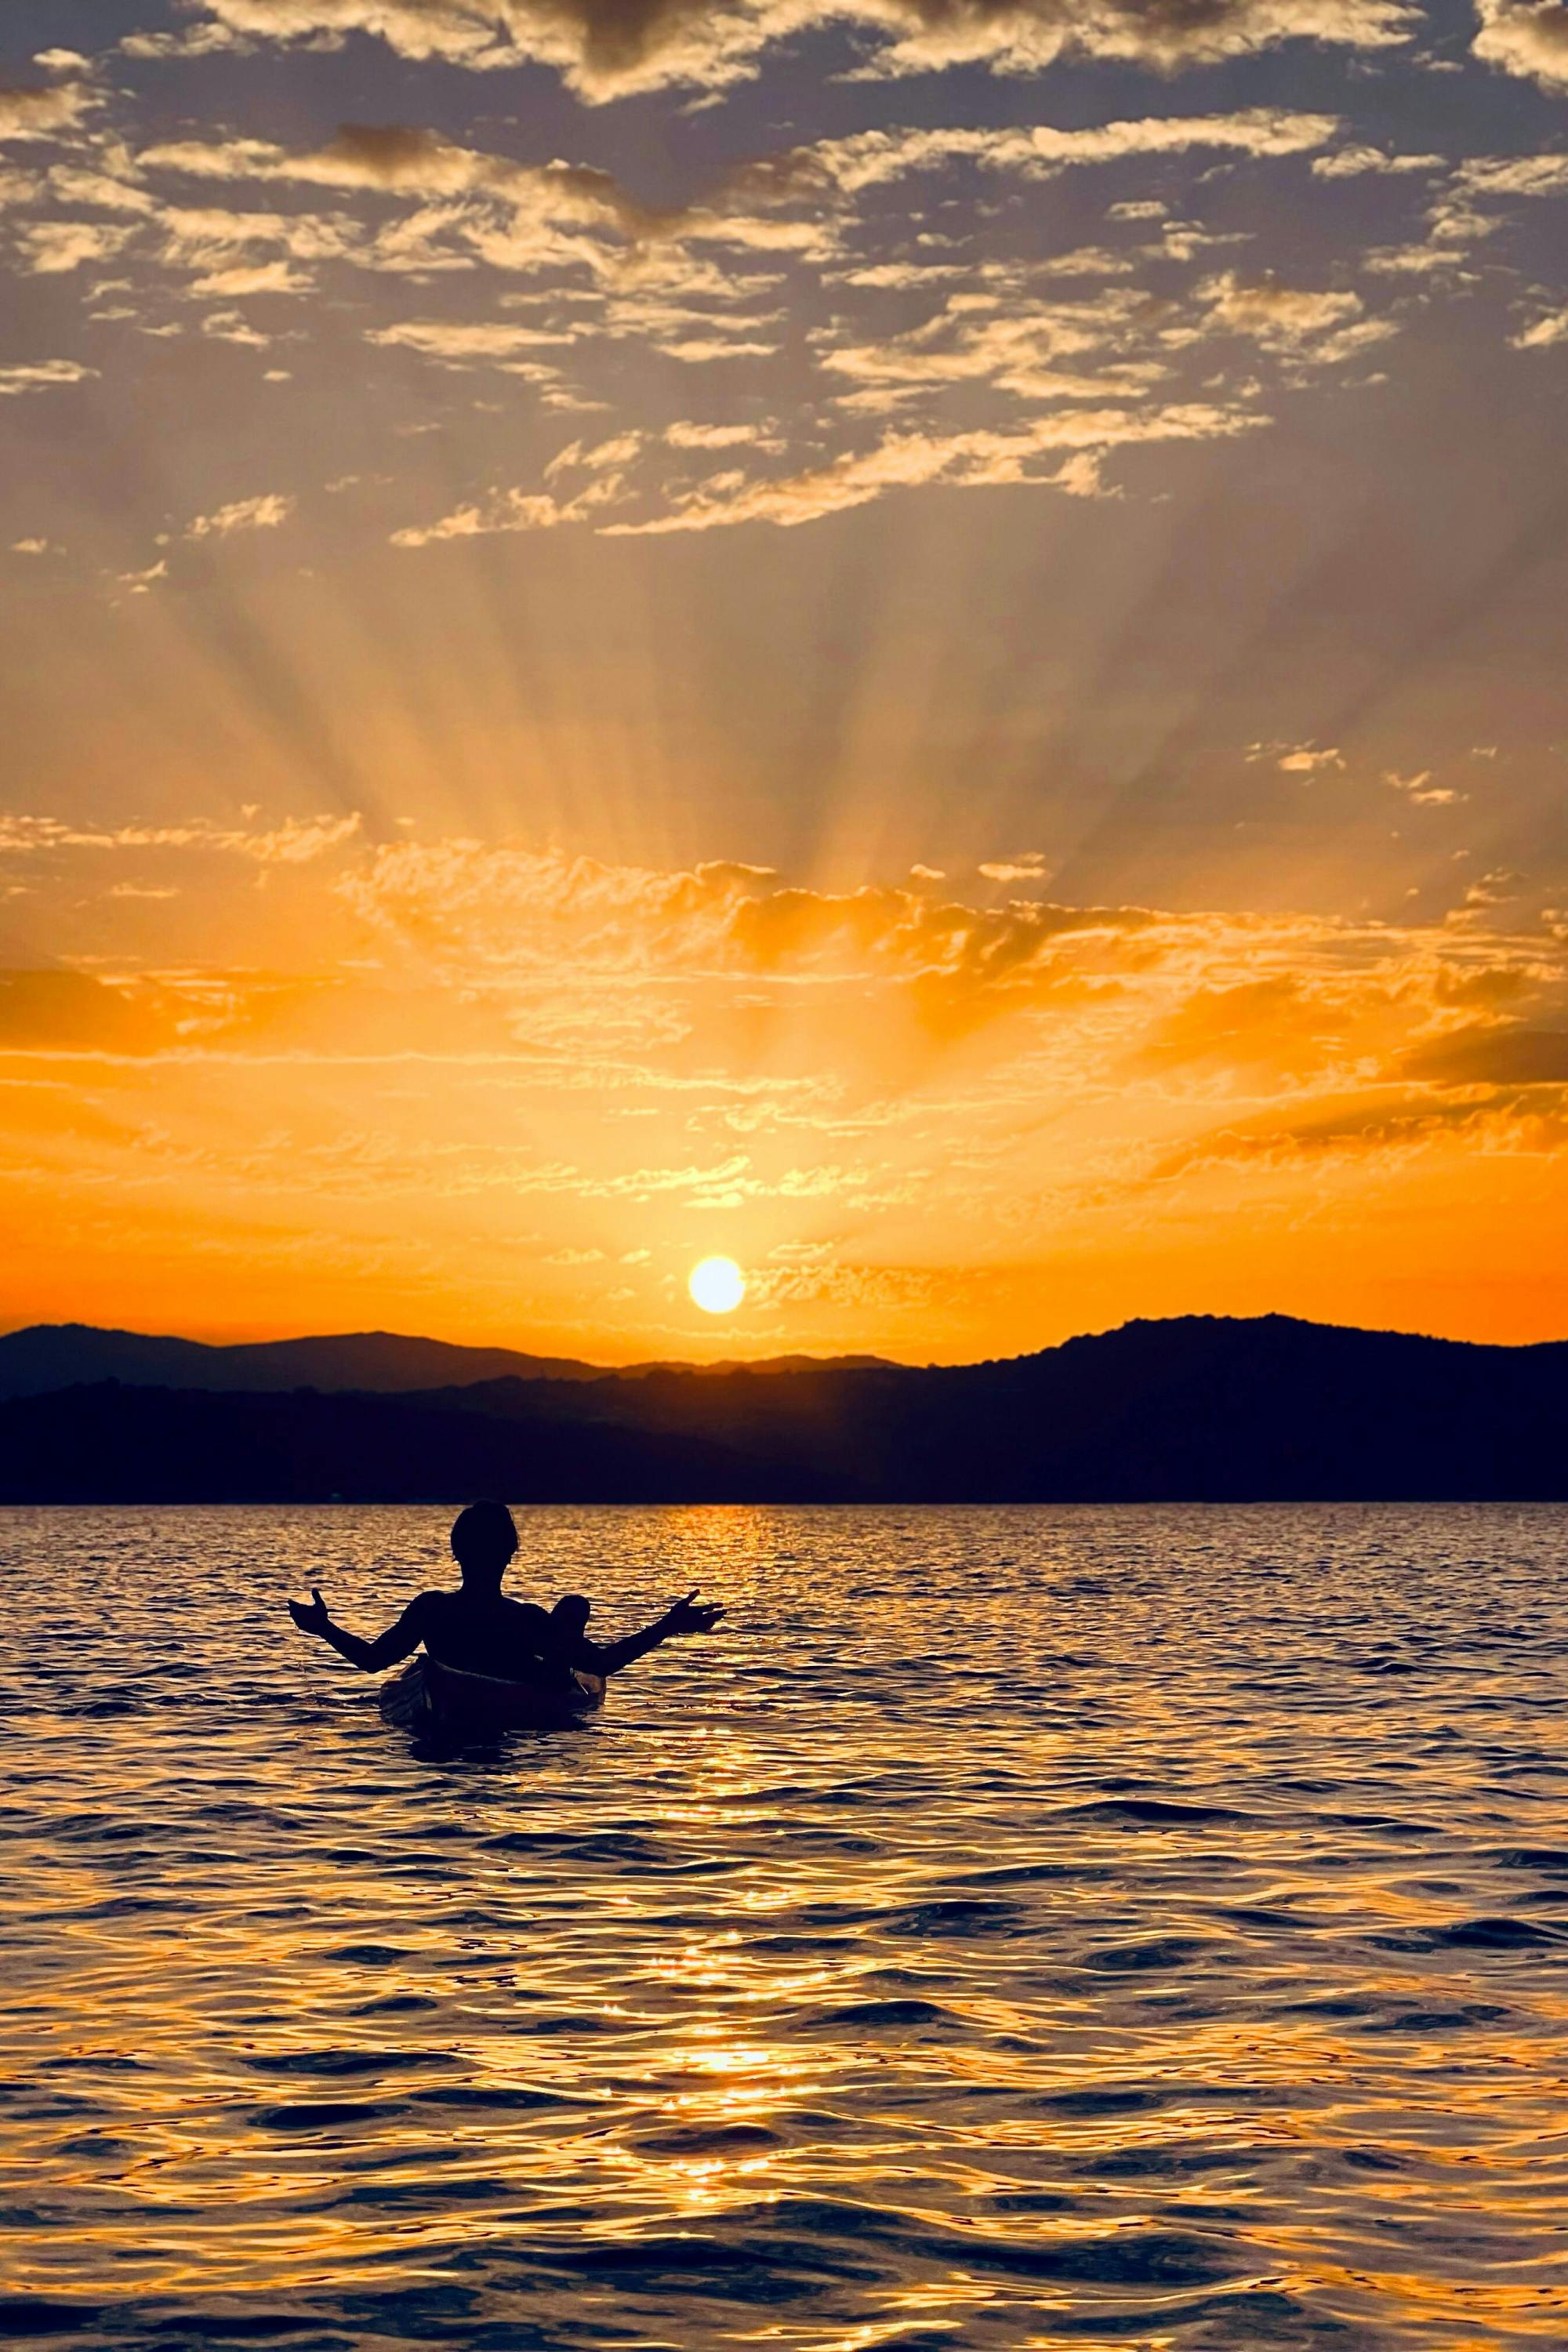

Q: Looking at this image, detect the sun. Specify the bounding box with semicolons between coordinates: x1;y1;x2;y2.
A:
688;1256;746;1315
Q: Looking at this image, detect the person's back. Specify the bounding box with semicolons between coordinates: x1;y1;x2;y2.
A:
417;1588;557;1680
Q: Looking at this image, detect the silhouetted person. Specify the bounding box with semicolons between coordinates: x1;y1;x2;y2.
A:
288;1499;724;1682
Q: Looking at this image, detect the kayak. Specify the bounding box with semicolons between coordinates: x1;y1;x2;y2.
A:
379;1653;605;1734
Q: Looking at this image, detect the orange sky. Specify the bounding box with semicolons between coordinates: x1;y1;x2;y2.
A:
3;833;1565;1358
3;4;1568;1360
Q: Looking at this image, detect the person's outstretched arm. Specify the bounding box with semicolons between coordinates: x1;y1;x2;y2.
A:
586;1590;726;1676
288;1588;433;1671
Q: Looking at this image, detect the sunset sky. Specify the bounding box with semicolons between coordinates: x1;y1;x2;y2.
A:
2;0;1567;1360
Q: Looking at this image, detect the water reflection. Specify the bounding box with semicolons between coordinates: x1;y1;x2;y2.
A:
2;1503;1567;2345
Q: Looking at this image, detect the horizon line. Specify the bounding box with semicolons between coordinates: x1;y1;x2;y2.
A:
5;1307;1566;1376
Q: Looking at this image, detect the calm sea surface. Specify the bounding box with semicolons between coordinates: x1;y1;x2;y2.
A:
3;1504;1568;2350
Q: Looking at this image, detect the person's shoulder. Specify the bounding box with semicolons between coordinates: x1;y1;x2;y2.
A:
405;1588;452;1621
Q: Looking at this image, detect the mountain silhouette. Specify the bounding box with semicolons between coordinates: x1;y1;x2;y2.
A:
2;1313;1565;1501
0;1322;892;1401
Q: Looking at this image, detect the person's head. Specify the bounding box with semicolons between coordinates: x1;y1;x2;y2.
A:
449;1499;518;1591
551;1593;592;1637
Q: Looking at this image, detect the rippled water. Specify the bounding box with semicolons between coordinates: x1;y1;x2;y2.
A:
4;1504;1568;2350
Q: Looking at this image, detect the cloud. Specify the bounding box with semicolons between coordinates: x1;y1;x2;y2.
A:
45;165;159;216
123;108;1341;325
1311;143;1442;177
804;107;1341;197
978;854;1053;881
0;80;96;144
83;128;686;330
600;434;989;532
390;465;628;544
154;203;358;278
1401;1024;1568;1085
16;220;133;274
601;406;1256;534
335;837;1173;999
1251;741;1345;772
655;332;779;361
1136;973;1359;1078
1151;1086;1568;1179
0;811;361;863
162;1;1417;102
1472;0;1568;89
187;492;296;539
665;419;777;448
390;488;576;546
0;969;176;1055
844;0;1416;80
1196;273;1392;362
315;835;1568;1119
190;260;316;296
121;23;256;59
1426;151;1568;250
199;307;274;347
1450;154;1568;201
84;103;1384;485
1511;305;1568;349
813;242;1393;430
367;320;577;372
141;122;656;245
546;430;644;474
1361;242;1471;277
1449;867;1526;919
0;358;96;396
818;285;1171;405
1385;768;1461;806
691;106;1338;252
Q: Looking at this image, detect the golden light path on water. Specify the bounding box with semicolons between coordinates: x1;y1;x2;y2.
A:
2;1504;1568;2347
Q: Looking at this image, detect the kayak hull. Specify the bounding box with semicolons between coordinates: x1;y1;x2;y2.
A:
380;1654;604;1734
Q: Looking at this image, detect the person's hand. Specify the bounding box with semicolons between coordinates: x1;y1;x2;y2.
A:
662;1589;726;1637
288;1587;330;1636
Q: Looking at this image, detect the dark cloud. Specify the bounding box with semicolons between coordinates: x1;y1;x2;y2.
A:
1153;1080;1568;1178
1134;974;1346;1073
0;971;173;1054
1475;0;1568;90
318;121;457;181
1403;1024;1568;1087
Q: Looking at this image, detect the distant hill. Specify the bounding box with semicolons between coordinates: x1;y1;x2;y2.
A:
0;1323;895;1402
2;1314;1566;1501
0;1323;601;1399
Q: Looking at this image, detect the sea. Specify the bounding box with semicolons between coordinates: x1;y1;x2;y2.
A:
2;1503;1567;2351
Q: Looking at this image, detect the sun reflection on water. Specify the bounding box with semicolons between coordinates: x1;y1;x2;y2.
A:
3;1503;1568;2345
